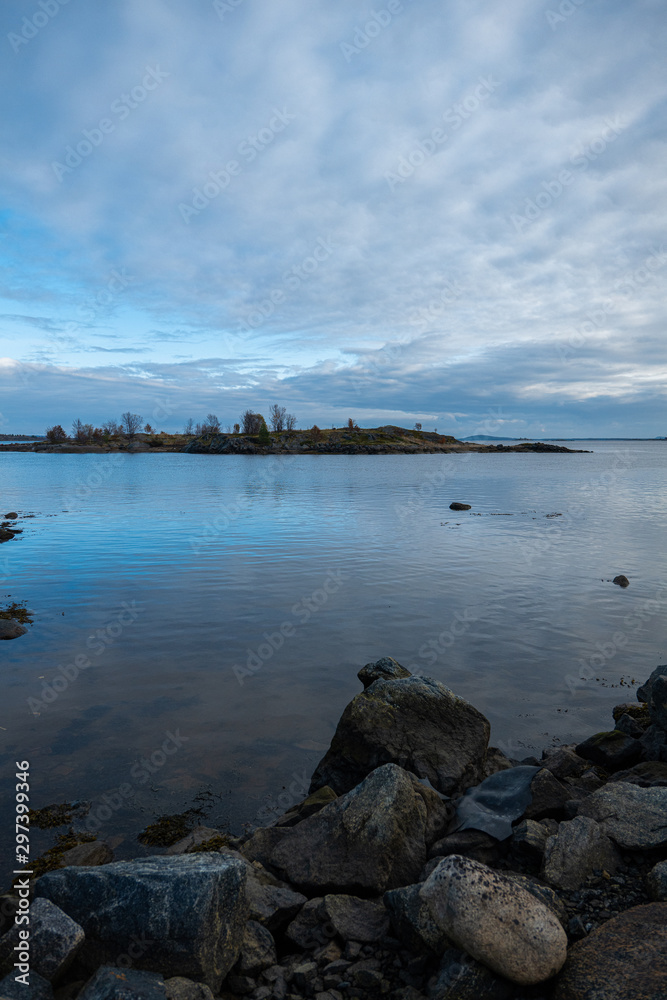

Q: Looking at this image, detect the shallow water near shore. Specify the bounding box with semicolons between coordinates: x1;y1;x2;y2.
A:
1;442;666;878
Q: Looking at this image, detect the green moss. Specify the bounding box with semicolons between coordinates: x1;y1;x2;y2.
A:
187;834;231;853
28;802;75;828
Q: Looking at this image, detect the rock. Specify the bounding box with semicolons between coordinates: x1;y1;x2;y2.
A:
76;966;166;999
321;894;389;943
59;842;113;867
4;513;18;520
480;747;515;779
225;973;256;994
449;503;471;511
577;783;667;849
164;979;215;1000
429;947;513;999
0;529;17;542
309;675;490;797
612;574;629;587
357;656;411;689
270;764;433;894
274;787;338;827
246;878;307;933
614;712;646;738
235;921;277;976
0;619;27;640
609;760;667;786
553;903;667;1000
292;961;318;991
241;826;291;867
646;860;667;901
34;854;247;990
428;830;500;866
284;898;328;951
510;819;548;862
639;724;667;762
501;872;568;928
0;971;54;999
647;674;667;731
540;746;591;780
453;765;539;840
523;768;571;820
420;855;567;986
383;882;450;954
575;731;642;772
164;827;223;854
637;664;667;704
543;816;620;890
0;897;84;981
612;701;651;726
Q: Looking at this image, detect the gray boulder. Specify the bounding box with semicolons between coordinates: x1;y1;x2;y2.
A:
245;877;307;933
420;856;567;986
234;920;277;976
0;971;53;999
270;764;432;894
575;731;642;771
523;768;571;820
383;882;450;954
77;966;166;999
543;816;620;890
357;656;411;689
0;619;27;640
577;783;667;849
510;819;548;863
34;854;247;991
164;979;215;1000
0;897;84;981
647;675;667;731
309;675;490;796
429;947;513;999
322;894;389;943
637;664;667;704
646;860;667;901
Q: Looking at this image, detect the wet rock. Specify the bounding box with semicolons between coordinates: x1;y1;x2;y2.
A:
577;783;667;849
274;786;338;827
429;947;513;999
637;664;667;704
575;731;642;772
612;701;651;727
4;513;18;520
241;826;292;867
553;903;667;1000
639;724;667;762
0;619;28;640
35;854;247;991
612;574;629;587
384;882;450;954
614;712;646;738
540;746;591;780
164;978;215;1000
646;860;667;901
77;966;166;999
646;674;667;731
543;816;620;890
453;765;539;840
0;970;54;999
59;842;113;867
284;898;329;951
449;503;471;511
608;760;667;787
270;764;434;894
420;855;567;986
357;656;412;689
309;675;490;797
235;920;277;976
523;768;571;820
428;830;500;866
0;897;84;981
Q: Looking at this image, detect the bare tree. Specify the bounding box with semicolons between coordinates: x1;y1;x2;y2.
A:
414;422;422;432
269;404;286;432
183;418;194;435
285;413;297;432
205;413;221;434
241;410;264;435
121;412;142;440
103;419;120;436
144;423;154;433
72;419;93;443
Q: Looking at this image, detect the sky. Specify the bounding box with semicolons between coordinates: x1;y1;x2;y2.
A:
0;0;666;438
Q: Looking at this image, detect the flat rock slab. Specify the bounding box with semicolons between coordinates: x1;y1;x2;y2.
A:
420;855;567;986
553;903;667;999
309;675;490;796
577;783;667;849
77;966;166;999
270;763;430;894
0;897;84;981
34;854;247;991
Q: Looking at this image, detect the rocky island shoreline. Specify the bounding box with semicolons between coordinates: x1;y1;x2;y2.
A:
2;658;666;1000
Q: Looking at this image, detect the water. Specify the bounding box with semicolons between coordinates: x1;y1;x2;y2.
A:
1;443;666;875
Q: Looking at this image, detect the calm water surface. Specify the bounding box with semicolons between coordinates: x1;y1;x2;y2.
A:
1;443;666;873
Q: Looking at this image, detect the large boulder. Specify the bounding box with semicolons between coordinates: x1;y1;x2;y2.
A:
269;764;433;894
575;731;642;771
420;856;567;986
543;816;620;890
309;675;490;796
553;903;667;999
34;854;247;991
383;882;451;954
0;897;84;981
637;664;667;704
576;783;667;849
77;966;166;999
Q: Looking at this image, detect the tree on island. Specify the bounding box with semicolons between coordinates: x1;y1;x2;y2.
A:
258;420;271;445
241;410;265;435
121;412;142;440
45;424;67;443
269;404;286;432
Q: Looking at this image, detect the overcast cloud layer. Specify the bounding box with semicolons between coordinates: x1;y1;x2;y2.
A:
1;0;666;436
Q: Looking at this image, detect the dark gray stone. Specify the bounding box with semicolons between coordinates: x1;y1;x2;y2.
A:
637;664;667;704
609;760;667;787
577;783;667;849
510;819;548;862
235;921;277;976
164;978;215;1000
245;878;307;933
647;675;667;731
646;860;667;901
322;894;389;943
384;882;450;954
575;731;642;772
640;724;667;762
428;830;499;866
34;854;247;991
449;502;471;511
428;947;513;999
0;971;54;1000
59;842;113;867
614;713;645;738
543;816;620;890
357;657;411;689
0;897;84;981
77;966;166;999
309;675;490;797
523;768;571;820
0;620;27;640
270;764;433;894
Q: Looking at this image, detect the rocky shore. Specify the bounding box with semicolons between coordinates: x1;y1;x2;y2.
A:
2;658;667;1000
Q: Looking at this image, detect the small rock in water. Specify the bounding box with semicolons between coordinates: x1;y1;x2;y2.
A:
0;619;28;640
612;574;630;587
449;502;472;510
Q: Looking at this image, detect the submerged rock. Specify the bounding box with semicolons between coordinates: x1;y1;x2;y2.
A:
309;674;490;796
0;618;28;640
420;855;567;986
612;574;630;587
